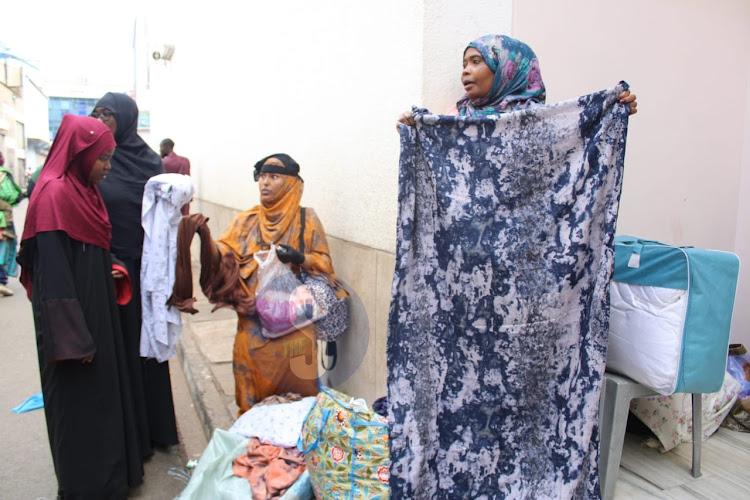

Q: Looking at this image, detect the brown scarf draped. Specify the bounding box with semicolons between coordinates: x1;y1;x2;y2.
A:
168;213;256;315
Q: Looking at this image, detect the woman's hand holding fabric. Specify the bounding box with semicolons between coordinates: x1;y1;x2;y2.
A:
618;89;637;115
276;244;305;265
396;110;415;130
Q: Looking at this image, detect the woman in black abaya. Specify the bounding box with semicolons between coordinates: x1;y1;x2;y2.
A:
18;114;143;498
92;92;179;451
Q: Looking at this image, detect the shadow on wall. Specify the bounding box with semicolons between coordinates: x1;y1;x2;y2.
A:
319;279;371;389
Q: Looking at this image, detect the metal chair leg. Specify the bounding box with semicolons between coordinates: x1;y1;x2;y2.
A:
691;393;702;478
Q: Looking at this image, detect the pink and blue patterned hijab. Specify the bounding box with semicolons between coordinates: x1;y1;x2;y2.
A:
457;35;546;116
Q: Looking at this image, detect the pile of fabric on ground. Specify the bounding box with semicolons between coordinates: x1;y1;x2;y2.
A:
176;393;316;500
176;387;390;499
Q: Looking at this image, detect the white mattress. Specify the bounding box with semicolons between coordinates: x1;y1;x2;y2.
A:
607;281;688;394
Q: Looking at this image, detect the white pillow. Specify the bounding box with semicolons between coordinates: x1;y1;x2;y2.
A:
608;281;688;394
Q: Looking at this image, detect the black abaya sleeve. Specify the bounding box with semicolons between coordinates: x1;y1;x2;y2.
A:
35;231;96;363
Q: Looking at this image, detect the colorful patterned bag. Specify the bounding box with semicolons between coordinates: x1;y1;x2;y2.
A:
297;387;390;499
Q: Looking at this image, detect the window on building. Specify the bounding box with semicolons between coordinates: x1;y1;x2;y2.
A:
48;97;98;140
16;121;25;146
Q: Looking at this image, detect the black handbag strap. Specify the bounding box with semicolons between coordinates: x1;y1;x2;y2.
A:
299;207;306;253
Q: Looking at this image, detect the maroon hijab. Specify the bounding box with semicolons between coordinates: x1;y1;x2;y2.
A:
20;114;116;297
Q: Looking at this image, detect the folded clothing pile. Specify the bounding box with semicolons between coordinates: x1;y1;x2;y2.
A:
176;395;316;500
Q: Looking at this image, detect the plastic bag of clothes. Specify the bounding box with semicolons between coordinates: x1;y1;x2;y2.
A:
254;246;315;338
297;387;390;499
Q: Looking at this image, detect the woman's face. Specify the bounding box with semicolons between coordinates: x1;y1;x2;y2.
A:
462;47;494;101
89;147;115;184
258;158;287;204
92;106;117;136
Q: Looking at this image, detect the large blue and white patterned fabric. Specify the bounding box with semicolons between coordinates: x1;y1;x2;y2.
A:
388;83;630;499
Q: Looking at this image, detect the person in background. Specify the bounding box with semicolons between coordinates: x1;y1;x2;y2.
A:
160;138;191;215
0;150;22;297
17;114;144;498
397;34;637;126
92;92;179;454
25;164;44;199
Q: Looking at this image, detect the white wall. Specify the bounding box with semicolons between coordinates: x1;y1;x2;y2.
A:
733;60;750;345
421;0;513;113
513;0;750;345
145;1;516;253
21;73;50;174
21;74;49;143
142;1;517;400
146;1;424;253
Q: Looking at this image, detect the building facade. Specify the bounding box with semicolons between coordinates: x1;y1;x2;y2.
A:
0;59;27;187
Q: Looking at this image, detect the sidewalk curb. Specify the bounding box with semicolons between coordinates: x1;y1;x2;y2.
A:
176;318;234;441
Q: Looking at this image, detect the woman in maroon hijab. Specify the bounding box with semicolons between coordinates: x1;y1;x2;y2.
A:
17;114;144;499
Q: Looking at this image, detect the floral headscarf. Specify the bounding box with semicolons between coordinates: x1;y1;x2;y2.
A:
457;35;546;117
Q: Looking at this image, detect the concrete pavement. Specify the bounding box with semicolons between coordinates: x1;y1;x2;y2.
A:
176;295;238;442
0;269;59;499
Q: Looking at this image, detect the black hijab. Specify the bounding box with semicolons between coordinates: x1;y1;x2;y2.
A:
95;92;165;258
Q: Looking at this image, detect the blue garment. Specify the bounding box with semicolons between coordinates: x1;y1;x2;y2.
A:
0;222;18;281
12;392;44;413
389;84;630;498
